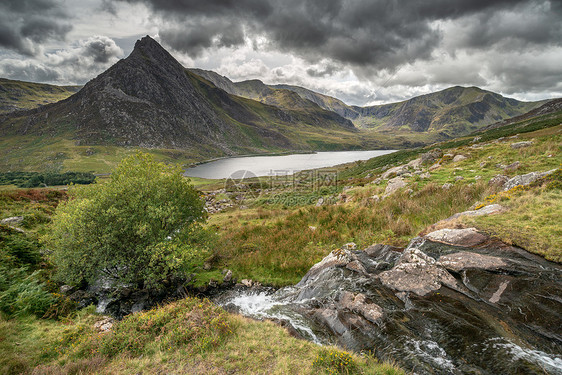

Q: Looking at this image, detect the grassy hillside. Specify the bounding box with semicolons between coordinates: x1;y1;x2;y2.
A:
0;78;80;114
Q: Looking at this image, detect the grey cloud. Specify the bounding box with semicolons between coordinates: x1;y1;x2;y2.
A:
0;0;71;56
0;36;123;84
115;0;559;73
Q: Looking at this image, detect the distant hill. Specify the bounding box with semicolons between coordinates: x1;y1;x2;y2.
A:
0;79;80;114
0;37;359;163
192;69;545;138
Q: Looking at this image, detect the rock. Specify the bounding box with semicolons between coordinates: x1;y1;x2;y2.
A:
94;317;114;332
316;197;324;207
223;270;233;282
369;195;380;202
384;176;407;196
240;279;253;287
208;279;218;288
503;161;520;172
407;158;423;170
339;292;383;323
425;228;488;247
308;226;317;231
401;172;412;178
419;172;431;179
473;136;482;143
455;176;464;181
378;247;457;296
343;242;357;251
453;154;467;162
429;162;441;171
510;141;533;149
502;169;556;191
0;216;24;226
381;165;409;179
421;148;443;165
438;252;507;272
372;177;383;185
488;174;509;187
60;285;75;295
442;183;453;190
421;204;506;235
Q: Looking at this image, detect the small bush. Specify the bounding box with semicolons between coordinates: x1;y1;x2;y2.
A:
313;348;358;374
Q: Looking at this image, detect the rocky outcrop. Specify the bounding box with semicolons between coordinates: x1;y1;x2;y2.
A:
383;176;407;196
216;232;562;375
502;169;557;191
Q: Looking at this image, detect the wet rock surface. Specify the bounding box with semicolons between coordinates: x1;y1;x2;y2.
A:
214;237;562;374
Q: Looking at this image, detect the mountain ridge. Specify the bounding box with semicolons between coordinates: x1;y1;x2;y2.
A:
0;36;357;158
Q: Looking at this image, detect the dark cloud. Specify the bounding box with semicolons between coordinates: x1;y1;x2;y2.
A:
0;36;123;84
0;0;71;56
115;0;560;72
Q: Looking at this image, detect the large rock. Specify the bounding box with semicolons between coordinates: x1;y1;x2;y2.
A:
378;247;458;296
425;228;488;247
453;154;467;162
338;291;383;322
384;176;407;196
502;169;556;191
510;141;533;149
420;148;443;165
0;216;24;226
381;165;409;179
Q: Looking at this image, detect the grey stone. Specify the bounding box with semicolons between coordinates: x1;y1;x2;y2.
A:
510;141;533;149
421;149;443;165
489;174;509;187
503;161;520;172
453;154;468;162
419;172;431;179
384;176;407;196
503;169;556;191
442;183;453;190
0;216;24;226
455;176;464;181
425;228;488;247
381;165;409;179
339;292;383;322
223;270;233;282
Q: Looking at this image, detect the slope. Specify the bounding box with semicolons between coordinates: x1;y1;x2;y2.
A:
0;78;80;114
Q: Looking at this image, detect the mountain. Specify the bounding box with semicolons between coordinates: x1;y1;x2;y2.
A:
192;69;545;138
349;86;544;137
0;78;80;114
0;36;358;162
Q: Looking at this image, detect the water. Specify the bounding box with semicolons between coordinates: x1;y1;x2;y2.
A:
184;150;396;179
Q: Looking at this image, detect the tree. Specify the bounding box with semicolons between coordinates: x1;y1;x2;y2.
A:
43;152;207;289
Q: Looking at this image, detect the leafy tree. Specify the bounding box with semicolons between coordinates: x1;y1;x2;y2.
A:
42;152;206;289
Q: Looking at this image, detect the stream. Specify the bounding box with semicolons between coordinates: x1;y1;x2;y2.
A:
213;237;562;374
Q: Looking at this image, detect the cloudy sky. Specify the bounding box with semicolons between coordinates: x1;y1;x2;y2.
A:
1;0;561;106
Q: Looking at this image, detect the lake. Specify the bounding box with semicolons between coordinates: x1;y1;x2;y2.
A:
184;150;397;179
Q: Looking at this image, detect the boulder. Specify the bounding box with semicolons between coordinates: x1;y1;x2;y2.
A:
94;317;114;332
381;165;409;179
510;141;533;149
429;162;441;171
503;161;520;172
488;174;509;187
384;176;407;196
421;149;443;165
503;169;556;191
442;183;453;190
455;176;464;181
407;158;423;170
419;172;431;179
453;154;467;162
316;197;324;207
378;247;457;296
0;216;24;226
223;270;233;282
425;228;488;247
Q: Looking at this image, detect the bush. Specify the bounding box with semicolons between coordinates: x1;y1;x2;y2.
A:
42;152;206;289
0;268;54;317
313;348;358;374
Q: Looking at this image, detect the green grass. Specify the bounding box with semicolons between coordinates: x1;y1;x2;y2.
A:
0;78;80;114
0;300;403;375
465;179;562;262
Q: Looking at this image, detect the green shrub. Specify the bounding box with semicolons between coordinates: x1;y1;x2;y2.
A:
42;152;206;288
